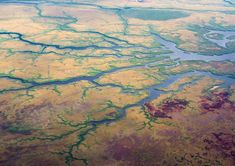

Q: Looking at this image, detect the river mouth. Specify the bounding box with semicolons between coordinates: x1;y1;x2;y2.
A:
121;8;190;21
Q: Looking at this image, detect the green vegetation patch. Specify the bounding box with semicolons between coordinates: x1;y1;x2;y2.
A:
206;33;224;40
6;123;32;135
121;8;190;21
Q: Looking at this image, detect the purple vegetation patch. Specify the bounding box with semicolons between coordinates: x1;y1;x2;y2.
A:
144;99;188;118
200;91;235;113
105;134;165;166
204;132;235;164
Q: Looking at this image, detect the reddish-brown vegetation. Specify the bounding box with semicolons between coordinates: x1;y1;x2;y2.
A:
144;99;189;118
200;91;235;113
204;132;235;164
105;134;165;166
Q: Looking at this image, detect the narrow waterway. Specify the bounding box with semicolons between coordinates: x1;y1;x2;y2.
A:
203;30;235;48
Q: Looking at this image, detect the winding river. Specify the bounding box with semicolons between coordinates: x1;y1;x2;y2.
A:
0;1;235;165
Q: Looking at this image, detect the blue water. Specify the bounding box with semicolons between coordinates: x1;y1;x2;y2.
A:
0;0;234;133
203;30;235;48
152;33;235;61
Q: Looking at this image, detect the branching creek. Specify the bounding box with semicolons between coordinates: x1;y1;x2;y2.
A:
0;1;234;165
